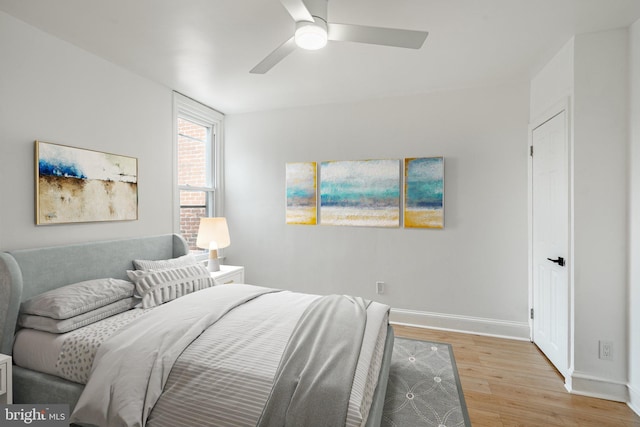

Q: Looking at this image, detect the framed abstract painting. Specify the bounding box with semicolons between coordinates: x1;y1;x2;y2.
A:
285;162;317;225
35;141;138;224
320;159;400;227
404;157;444;229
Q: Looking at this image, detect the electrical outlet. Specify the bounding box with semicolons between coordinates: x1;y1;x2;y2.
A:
376;281;385;295
599;341;613;361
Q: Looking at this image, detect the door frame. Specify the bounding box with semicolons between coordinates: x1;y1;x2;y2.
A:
528;97;573;381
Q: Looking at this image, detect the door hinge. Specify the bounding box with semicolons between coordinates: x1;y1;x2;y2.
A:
530;146;533;157
530;308;534;319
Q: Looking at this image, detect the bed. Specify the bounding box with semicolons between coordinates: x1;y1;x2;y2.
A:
0;234;393;427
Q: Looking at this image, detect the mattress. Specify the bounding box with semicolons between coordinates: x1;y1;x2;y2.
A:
14;285;389;427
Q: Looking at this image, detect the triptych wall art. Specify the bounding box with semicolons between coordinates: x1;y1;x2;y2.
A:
404;157;445;229
285;162;318;225
285;157;444;229
36;141;138;225
321;159;401;227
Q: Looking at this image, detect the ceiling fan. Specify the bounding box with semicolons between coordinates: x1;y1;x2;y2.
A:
250;0;429;74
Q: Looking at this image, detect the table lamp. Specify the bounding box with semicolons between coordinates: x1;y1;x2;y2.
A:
196;217;230;272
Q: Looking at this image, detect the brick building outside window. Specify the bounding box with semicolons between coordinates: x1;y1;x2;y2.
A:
174;93;224;251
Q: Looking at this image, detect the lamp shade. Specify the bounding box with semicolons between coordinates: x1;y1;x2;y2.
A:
196;217;231;250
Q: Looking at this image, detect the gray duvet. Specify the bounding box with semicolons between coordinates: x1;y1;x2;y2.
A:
71;285;278;426
70;284;389;427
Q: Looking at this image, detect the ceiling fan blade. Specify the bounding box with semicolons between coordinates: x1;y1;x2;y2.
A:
250;36;297;74
280;0;314;22
328;23;428;49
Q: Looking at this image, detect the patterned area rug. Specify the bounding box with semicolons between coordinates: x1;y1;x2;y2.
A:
382;337;471;427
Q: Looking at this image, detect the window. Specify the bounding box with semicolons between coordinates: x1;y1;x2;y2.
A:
173;93;224;251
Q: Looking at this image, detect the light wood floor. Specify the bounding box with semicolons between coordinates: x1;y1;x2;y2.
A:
392;324;640;427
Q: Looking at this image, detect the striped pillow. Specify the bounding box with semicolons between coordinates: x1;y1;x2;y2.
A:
127;264;215;308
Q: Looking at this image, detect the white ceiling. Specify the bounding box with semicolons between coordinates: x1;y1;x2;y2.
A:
1;0;640;114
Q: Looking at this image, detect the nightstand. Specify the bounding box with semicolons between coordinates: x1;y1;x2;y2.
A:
0;353;12;404
211;265;245;285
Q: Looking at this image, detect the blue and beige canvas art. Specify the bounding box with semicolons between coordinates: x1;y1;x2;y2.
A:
320;159;400;227
286;162;317;225
36;141;138;224
404;157;444;229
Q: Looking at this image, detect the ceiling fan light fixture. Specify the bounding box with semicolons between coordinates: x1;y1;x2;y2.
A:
295;20;328;50
250;0;429;73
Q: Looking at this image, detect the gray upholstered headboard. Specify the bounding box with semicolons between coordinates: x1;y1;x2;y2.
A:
0;233;189;355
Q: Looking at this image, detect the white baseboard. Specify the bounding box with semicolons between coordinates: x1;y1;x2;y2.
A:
389;308;530;341
628;383;640;416
565;371;629;403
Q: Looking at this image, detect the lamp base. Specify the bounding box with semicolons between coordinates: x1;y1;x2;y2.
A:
207;258;221;272
207;248;220;272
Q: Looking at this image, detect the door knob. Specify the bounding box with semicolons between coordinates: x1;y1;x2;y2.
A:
547;256;565;267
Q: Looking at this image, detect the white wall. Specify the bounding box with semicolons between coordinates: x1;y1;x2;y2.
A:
572;28;629;398
629;18;640;415
0;12;175;250
530;39;574;120
225;81;531;337
531;28;632;403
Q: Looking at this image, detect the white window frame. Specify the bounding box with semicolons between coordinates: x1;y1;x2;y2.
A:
172;92;225;242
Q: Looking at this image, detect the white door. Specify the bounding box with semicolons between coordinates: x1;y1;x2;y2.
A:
531;110;569;378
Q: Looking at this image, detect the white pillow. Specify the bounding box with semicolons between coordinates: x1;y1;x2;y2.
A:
19;298;137;333
132;254;197;271
20;278;134;319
